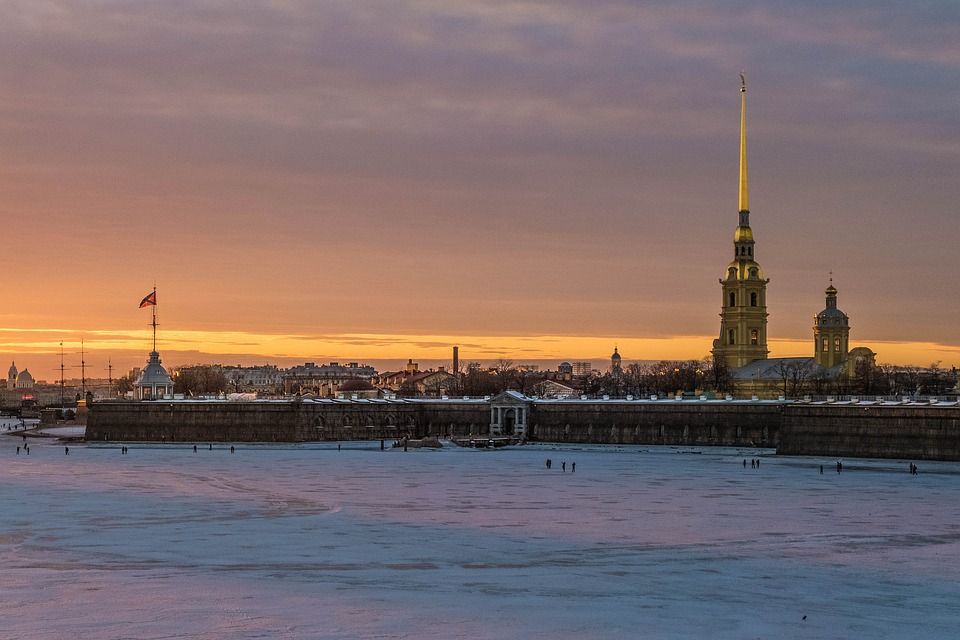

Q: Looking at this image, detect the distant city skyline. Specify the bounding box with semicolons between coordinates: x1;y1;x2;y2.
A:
1;1;958;375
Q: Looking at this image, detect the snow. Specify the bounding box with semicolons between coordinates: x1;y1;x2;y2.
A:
34;425;88;438
2;430;960;639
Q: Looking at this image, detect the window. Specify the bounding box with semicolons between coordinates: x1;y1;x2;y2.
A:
747;246;752;256
728;329;736;345
750;292;757;307
750;329;759;345
822;338;829;352
729;292;736;307
835;337;842;352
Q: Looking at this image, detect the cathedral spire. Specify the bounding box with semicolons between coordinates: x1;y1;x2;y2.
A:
714;73;768;371
739;72;749;213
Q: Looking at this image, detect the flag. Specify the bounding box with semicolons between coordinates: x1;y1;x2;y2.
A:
139;291;157;308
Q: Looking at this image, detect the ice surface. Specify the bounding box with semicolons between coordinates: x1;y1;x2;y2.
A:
2;422;960;639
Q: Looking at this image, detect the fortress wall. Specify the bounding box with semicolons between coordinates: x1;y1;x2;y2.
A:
779;404;960;461
85;401;306;442
85;400;489;442
86;400;960;461
529;402;781;447
410;402;493;437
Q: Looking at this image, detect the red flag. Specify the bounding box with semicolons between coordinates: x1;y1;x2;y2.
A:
139;291;157;308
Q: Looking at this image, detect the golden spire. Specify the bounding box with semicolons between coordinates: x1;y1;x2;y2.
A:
738;72;749;213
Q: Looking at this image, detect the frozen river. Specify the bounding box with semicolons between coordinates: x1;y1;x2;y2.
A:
2;427;960;639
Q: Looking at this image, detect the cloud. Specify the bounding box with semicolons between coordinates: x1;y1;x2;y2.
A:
0;0;957;361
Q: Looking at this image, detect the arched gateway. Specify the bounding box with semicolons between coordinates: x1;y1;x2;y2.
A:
489;391;531;437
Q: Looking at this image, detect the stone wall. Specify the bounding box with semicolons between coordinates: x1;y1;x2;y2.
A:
529;401;781;446
85;399;491;442
86;401;307;442
86;399;960;461
779;404;960;461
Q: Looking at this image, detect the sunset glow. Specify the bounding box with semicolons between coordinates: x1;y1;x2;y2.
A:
0;1;957;377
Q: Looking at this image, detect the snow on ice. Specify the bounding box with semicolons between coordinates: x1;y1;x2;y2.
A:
2;422;960;638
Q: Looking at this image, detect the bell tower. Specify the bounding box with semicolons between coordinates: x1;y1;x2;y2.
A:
712;74;770;369
813;278;849;369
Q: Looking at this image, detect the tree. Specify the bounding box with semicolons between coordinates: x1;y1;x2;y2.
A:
775;360;812;398
921;361;948;396
115;373;135;395
705;355;731;394
453;362;498;397
493;359;516;393
173;365;227;395
850;357;878;395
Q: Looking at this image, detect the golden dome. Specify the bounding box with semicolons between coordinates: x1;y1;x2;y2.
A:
734;226;754;243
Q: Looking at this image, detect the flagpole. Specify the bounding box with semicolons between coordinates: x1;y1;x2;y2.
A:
80;339;86;396
152;285;157;353
59;341;64;408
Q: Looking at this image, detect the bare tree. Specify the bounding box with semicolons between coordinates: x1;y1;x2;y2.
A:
174;365;227;396
705;355;731;393
493;359;516;393
115;373;135;395
775;360;811;398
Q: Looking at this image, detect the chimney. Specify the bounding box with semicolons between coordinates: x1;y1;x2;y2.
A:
452;346;459;375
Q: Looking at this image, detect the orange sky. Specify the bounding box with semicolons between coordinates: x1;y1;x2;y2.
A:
1;2;958;380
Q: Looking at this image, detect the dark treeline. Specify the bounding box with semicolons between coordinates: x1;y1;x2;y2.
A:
172;365;228;395
447;359;957;399
118;359;957;400
845;362;957;397
443;358;731;398
582;360;725;397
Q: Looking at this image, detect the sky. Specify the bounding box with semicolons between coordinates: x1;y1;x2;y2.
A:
0;0;958;379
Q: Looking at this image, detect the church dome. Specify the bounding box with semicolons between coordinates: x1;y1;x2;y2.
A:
16;369;35;388
816;283;848;326
816;306;847;321
611;347;621;361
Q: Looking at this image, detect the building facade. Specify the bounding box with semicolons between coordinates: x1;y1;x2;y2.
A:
222;365;283;394
282;362;377;397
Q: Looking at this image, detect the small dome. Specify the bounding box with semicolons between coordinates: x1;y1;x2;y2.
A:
817;307;846;318
825;284;837;295
136;352;174;386
734;226;754;243
338;379;375;392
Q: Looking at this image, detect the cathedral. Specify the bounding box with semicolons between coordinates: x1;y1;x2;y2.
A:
711;76;875;396
7;362;35;390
